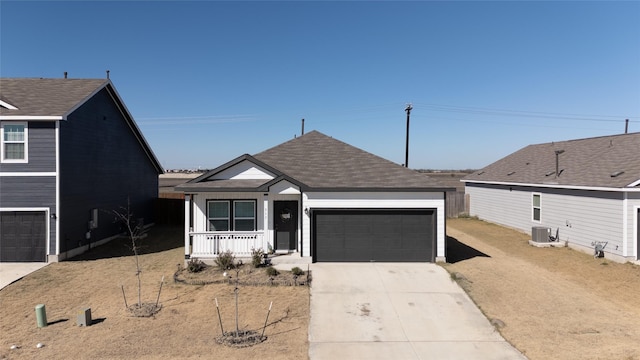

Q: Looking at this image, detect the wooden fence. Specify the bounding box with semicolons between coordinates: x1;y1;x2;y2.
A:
446;192;468;218
155;198;184;226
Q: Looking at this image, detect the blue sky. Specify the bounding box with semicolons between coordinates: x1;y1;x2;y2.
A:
1;1;639;170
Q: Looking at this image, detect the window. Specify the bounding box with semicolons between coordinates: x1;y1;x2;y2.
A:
234;201;256;231
532;194;541;222
1;122;28;163
207;200;256;231
208;201;230;231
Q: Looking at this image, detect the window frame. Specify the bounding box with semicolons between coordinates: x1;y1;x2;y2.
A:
532;193;541;222
206;199;257;232
1;121;28;163
207;200;230;231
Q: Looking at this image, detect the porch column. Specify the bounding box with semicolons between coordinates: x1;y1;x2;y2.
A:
184;194;191;259
263;194;270;251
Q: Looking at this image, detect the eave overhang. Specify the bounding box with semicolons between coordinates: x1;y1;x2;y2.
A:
463;179;640;192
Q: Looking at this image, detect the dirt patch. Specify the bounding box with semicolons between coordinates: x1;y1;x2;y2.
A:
0;226;309;360
445;218;640;360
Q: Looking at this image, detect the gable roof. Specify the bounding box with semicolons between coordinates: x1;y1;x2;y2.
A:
0;77;164;174
463;132;640;189
179;131;450;192
0;78;109;119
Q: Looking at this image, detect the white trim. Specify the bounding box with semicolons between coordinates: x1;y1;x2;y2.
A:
634;205;640;261
184;195;191;258
532;192;542;223
622;194;628;257
1;121;28;163
0;207;50;260
0;100;18;110
0;116;62;121
0;172;57;176
463;179;640;192
55;120;61;255
628;179;640;187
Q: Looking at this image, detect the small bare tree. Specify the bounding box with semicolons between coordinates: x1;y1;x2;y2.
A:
112;198;146;307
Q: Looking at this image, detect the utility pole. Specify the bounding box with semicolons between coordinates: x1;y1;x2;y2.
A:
405;104;412;167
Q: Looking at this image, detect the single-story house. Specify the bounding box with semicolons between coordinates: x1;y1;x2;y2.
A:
0;77;163;262
463;132;640;262
176;130;452;263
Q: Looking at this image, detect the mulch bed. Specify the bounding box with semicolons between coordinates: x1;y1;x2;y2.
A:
173;264;311;287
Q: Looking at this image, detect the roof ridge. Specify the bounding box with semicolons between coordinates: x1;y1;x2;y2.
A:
531;131;640;146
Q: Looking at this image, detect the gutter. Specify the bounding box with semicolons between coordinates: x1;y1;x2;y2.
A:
463;179;640;192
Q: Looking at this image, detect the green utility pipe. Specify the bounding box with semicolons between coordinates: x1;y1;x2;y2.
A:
35;304;47;328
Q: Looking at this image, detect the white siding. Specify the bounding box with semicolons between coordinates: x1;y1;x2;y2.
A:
210;160;275;180
467;183;626;258
301;192;446;259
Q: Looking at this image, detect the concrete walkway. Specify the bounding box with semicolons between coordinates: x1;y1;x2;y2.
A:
0;263;49;290
309;263;526;360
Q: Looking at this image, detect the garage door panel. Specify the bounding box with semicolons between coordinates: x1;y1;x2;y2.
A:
314;210;435;262
0;211;47;262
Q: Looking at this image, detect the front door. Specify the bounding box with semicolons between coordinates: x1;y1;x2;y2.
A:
274;201;298;252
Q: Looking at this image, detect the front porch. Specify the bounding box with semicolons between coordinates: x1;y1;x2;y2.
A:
190;231;268;258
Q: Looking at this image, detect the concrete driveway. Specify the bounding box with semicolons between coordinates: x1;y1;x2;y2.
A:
309;263;526;360
0;263;48;290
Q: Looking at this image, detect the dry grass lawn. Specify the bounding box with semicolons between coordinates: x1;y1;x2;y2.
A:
0;226;309;360
4;219;640;359
445;218;640;360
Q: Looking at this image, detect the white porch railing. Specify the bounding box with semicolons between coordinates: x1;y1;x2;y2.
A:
190;231;266;258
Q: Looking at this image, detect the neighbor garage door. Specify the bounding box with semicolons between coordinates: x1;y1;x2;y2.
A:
0;211;47;262
313;209;436;262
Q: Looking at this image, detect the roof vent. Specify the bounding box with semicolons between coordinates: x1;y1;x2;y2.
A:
507;171;516;176
477;171;485;175
611;171;625;178
545;171;555;177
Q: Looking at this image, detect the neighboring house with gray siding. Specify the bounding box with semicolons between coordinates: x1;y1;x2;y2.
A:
463;132;640;262
0;78;163;262
176;131;452;263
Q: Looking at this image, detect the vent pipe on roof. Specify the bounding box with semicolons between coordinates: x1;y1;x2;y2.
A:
64;72;68;79
625;119;629;134
106;70;110;79
555;149;565;178
301;118;305;136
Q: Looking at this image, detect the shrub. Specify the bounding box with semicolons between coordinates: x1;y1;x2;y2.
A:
187;258;206;273
291;267;304;276
265;267;279;277
251;247;265;268
214;250;236;270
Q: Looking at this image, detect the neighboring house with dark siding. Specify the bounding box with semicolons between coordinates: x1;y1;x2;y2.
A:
463;132;640;262
0;78;163;262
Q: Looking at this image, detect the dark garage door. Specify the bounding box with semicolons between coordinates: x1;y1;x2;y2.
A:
0;211;47;262
313;209;436;262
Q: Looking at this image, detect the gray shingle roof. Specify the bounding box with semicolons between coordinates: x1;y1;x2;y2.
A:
463;132;640;188
253;131;448;190
0;78;108;117
0;77;164;174
177;131;450;192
